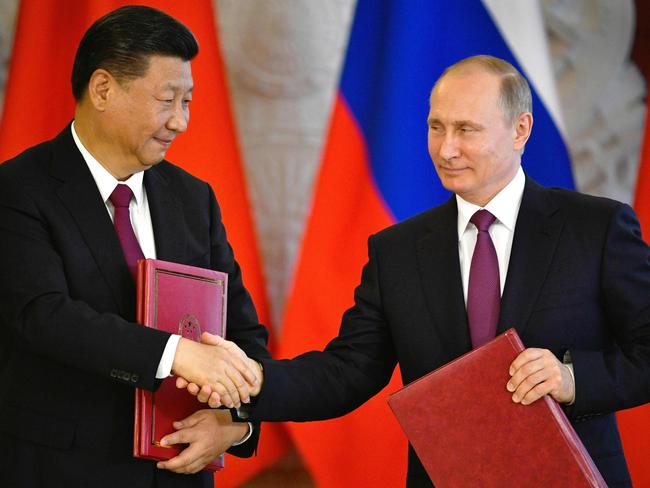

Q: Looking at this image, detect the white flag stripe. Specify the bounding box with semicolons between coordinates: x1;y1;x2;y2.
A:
482;0;567;136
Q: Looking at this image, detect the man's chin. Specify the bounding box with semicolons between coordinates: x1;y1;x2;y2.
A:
438;176;470;194
142;154;166;168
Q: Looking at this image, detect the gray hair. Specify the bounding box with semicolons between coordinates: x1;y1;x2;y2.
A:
433;55;533;124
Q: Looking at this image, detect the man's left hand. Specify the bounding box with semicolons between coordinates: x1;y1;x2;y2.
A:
156;409;250;474
507;348;575;405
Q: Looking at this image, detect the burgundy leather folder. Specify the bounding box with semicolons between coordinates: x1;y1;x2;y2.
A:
133;258;227;472
387;329;606;487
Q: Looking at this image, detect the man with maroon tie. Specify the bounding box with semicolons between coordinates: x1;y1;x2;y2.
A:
190;55;650;487
0;6;267;487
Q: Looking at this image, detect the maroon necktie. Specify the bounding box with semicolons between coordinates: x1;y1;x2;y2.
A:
467;209;500;349
109;184;144;280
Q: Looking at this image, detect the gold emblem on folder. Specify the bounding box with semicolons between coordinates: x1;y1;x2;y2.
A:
178;314;201;342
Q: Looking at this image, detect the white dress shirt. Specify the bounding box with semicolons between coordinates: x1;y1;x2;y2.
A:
457;166;525;303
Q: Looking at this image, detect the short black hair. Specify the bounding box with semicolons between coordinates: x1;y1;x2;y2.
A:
71;5;198;101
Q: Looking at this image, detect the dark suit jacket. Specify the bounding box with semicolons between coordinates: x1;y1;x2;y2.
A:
0;126;269;488
251;176;650;487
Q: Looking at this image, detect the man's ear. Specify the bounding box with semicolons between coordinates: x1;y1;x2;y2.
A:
86;69;116;112
513;112;533;151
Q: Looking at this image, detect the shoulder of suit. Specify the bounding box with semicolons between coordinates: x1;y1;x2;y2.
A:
540;185;627;217
154;160;201;183
372;204;448;244
0;135;55;178
147;158;199;182
151;159;213;198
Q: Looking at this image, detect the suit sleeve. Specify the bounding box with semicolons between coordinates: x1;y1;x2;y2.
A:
570;204;650;417
251;234;397;422
0;170;169;391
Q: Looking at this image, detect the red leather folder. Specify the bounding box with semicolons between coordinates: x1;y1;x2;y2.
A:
387;329;607;487
133;258;227;472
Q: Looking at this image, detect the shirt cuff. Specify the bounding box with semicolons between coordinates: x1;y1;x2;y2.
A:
231;422;254;446
562;350;575;406
155;334;181;379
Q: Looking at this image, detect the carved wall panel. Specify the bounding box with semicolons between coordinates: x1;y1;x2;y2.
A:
542;0;646;203
215;0;355;328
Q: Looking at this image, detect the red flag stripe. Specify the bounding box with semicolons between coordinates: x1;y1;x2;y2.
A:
279;94;407;487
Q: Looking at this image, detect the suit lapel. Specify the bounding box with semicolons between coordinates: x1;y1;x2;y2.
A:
50;127;135;316
144;166;187;263
416;197;472;358
498;178;564;336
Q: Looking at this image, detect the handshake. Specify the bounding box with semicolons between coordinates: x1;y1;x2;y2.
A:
171;332;263;409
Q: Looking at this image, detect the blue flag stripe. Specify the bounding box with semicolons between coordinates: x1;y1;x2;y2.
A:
341;0;574;222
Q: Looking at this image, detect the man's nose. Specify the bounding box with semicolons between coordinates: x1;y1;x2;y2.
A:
438;132;460;160
167;104;189;133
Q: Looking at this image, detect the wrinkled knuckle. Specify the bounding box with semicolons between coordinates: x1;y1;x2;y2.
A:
521;364;534;376
533;383;547;395
521;378;534;390
524;393;538;404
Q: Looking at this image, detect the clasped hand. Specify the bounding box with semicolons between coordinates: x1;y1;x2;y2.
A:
156;408;249;474
172;332;262;408
507;347;575;405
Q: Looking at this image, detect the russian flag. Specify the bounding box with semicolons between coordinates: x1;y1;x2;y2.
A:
279;1;573;486
0;1;288;486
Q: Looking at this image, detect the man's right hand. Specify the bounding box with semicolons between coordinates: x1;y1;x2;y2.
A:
175;332;264;408
171;333;260;408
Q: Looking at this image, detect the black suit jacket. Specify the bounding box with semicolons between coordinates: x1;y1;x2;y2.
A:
0;126;269;488
252;177;650;487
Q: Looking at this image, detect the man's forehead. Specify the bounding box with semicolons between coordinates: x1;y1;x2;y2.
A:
432;68;499;97
429;73;500;113
143;56;194;90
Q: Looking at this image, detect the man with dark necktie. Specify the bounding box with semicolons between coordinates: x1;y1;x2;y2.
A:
189;55;650;487
0;6;267;487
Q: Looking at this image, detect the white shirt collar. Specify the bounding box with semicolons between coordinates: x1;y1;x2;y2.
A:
70;121;145;206
456;165;525;238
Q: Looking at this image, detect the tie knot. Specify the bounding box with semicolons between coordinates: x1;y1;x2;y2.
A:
109;184;134;208
470;209;496;232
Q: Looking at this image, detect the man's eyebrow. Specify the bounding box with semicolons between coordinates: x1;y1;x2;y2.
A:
427;117;484;129
452;119;484;129
160;82;194;93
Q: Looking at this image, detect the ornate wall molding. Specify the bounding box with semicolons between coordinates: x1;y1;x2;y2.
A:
542;0;646;203
215;0;355;327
